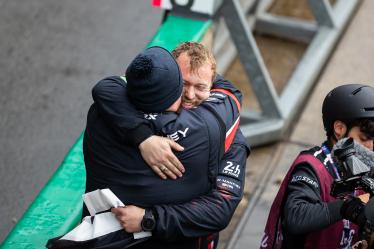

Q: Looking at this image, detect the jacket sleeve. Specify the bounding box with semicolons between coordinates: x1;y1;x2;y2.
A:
91;76;154;146
282;163;343;235
153;130;249;240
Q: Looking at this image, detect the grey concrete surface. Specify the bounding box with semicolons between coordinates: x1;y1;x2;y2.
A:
0;0;163;242
230;0;374;248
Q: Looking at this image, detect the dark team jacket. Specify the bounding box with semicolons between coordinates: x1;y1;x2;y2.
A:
83;75;250;248
262;142;358;249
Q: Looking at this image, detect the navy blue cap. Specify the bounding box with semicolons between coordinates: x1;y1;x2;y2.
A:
126;46;183;113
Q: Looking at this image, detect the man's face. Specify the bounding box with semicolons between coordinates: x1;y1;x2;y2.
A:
348;126;373;151
176;52;214;109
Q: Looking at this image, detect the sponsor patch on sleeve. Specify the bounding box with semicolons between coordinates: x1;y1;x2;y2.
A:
290;175;319;189
219;160;243;181
217;176;241;196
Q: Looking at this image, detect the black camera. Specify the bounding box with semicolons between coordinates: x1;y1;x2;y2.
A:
330;138;374;245
330;138;374;198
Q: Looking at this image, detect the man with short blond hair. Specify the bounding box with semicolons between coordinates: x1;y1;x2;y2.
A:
172;41;217;77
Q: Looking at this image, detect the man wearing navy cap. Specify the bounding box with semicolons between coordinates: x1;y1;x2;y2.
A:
82;45;248;249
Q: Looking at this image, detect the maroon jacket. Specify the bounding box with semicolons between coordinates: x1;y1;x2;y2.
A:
260;151;358;249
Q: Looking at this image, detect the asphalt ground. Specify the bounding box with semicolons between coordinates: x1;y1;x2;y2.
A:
0;1;163;242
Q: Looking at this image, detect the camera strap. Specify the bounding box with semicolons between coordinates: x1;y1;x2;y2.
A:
321;144;341;180
322;144;359;248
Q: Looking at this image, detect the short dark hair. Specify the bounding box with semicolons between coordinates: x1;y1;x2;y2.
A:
349;119;374;138
328;118;374;140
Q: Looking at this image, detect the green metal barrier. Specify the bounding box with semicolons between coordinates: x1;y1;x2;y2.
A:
0;14;211;249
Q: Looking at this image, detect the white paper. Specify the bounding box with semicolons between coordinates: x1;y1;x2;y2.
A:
60;189;151;242
83;189;125;216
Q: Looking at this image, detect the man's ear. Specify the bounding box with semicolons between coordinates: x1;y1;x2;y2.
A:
333;120;347;140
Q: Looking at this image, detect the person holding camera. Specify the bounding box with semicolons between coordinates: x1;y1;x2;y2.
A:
261;84;374;249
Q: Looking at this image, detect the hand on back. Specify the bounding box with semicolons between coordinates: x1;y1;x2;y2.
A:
139;136;185;179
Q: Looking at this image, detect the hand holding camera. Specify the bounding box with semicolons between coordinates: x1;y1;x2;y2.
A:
341;195;366;227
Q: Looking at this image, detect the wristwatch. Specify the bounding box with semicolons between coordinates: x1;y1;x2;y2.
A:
141;208;156;231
